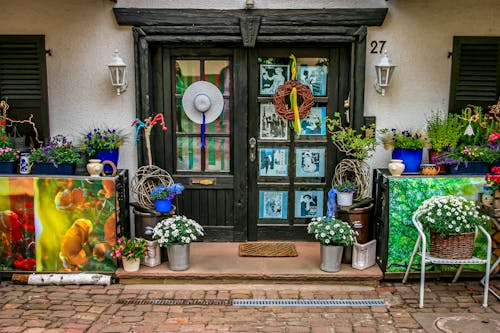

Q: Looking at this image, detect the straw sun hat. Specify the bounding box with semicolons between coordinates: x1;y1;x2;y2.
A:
182;81;224;124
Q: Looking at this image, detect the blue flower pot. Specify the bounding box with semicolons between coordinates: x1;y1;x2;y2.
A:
94;149;119;174
0;161;17;174
392;148;423;173
32;162;76;175
155;199;172;213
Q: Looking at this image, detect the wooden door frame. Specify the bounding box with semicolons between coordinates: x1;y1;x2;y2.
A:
114;7;387;241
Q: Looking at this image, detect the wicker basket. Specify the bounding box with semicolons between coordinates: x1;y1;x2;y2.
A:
429;231;475;259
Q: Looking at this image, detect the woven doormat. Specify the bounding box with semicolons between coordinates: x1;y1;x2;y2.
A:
239;242;298;257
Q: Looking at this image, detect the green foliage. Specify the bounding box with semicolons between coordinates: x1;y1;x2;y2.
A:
426;110;464;152
332;180;358;193
380;128;430;150
326;112;377;160
29;135;80;166
307;217;356;246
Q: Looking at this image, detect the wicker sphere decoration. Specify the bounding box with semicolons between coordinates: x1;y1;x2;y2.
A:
131;165;174;210
333;159;370;201
272;80;314;121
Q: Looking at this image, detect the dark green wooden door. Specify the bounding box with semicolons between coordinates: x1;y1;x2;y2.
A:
247;47;350;240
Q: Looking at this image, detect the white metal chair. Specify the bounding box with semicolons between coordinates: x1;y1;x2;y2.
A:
402;211;492;308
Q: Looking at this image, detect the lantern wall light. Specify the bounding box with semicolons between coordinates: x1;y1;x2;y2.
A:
108;50;128;96
374;51;396;96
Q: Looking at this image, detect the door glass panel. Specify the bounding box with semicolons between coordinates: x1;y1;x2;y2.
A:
205;137;230;172
295;147;325;178
294;190;324;218
176;137;201;171
296;58;329;96
176;60;200;93
259;103;288;140
259;190;288;219
175;57;231;173
258;147;288;176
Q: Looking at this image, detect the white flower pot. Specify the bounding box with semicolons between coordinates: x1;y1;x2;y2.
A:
337;192;353;206
122;258;140;272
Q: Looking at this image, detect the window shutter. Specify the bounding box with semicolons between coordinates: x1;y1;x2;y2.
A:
449;37;500;113
0;35;48;144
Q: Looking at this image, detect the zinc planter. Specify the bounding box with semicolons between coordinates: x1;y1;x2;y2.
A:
320;244;344;273
167;244;190;271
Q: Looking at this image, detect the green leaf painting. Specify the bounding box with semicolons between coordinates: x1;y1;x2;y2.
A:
387;176;489;272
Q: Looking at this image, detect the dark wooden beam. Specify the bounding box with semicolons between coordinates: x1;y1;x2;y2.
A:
114;8;388;27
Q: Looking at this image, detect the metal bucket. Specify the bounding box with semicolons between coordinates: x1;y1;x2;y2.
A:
167;244;190;271
320;244;343;272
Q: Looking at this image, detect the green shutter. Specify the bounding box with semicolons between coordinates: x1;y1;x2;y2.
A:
449;37;500;113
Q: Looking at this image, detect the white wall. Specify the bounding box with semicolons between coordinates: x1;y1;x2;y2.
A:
2;0;500;176
2;0;137;175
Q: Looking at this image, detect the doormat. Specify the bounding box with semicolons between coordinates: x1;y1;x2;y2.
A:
238;242;298;257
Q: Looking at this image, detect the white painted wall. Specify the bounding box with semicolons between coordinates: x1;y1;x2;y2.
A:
1;0;137;176
2;0;500;177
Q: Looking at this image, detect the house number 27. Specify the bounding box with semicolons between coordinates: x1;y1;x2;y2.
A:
370;40;386;54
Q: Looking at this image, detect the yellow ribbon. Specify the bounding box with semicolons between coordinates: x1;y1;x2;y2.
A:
290;54;297;80
289;54;301;134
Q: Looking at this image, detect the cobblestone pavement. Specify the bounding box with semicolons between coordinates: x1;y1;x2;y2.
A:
0;279;498;333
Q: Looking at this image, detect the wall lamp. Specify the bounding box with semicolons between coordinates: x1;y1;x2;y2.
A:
108;50;128;95
374;51;396;96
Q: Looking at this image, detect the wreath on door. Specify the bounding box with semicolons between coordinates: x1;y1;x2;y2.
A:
272;54;314;135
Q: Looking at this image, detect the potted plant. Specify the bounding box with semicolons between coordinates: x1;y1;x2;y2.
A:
149;183;184;213
29;135;81;175
425;110;463;172
332;180;358;206
326;112;376;200
80;127;126;172
153;215;204;270
380;128;431;173
0;146;20;174
110;236;148;272
485;166;500;208
415;195;490;259
307;217;357;272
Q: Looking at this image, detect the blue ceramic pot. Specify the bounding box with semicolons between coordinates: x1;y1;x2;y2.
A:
155;199;172;213
94;149;119;174
392;148;423;173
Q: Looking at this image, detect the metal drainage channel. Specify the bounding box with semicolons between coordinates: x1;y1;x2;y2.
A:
118;299;386;307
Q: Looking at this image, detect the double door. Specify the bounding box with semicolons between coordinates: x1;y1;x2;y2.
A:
155;46;350;241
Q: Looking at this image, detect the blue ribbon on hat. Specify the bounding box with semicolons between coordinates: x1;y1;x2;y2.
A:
201;113;206;148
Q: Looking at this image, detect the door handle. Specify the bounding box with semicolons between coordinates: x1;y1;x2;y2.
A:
249;137;257;162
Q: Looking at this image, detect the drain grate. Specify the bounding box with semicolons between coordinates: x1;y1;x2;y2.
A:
117;298;386;307
232;299;386;307
118;299;231;306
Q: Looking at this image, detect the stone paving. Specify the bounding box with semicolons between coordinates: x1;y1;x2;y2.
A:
0;279;498;333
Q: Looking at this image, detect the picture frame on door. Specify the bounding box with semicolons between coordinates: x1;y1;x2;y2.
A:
259;103;288;140
259;190;288;219
297;65;327;96
295;148;325;178
259;64;290;95
300;106;326;136
294;190;324;218
259;147;288;176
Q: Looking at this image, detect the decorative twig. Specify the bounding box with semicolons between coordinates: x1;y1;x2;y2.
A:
131;113;167;166
0;99;43;146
